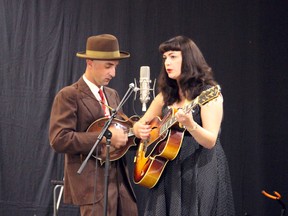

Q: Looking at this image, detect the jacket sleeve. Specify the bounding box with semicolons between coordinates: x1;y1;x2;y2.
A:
49;86;103;155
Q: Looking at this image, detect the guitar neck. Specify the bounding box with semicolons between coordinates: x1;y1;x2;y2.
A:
159;99;198;135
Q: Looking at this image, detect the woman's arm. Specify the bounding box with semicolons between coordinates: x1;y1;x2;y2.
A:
176;94;223;149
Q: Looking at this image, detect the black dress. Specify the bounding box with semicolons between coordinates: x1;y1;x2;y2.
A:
144;101;235;216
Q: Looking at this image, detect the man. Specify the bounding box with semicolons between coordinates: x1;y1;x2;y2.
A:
49;34;138;216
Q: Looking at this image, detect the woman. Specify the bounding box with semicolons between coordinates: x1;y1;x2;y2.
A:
133;35;235;216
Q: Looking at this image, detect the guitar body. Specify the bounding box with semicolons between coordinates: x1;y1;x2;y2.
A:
134;115;185;188
134;147;169;189
87;115;139;163
141;109;183;158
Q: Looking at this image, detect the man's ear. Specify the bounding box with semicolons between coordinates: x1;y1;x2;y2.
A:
86;59;93;67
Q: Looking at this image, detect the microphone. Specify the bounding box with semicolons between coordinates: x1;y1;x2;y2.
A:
139;66;151;111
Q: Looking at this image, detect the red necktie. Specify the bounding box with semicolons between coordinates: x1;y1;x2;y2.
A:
98;89;107;116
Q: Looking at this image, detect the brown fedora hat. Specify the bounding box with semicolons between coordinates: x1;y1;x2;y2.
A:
76;34;130;60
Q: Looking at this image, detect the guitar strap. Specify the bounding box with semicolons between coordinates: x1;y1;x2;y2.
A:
117;111;136;125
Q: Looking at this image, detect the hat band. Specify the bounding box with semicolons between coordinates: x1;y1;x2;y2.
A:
86;50;120;58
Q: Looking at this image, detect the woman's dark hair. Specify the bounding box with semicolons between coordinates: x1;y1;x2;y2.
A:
158;35;217;106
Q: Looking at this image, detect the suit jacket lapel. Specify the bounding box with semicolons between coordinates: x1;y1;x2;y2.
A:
76;77;105;120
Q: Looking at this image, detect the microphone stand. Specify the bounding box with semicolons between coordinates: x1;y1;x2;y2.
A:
77;83;136;216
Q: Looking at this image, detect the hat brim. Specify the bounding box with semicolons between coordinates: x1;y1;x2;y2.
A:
76;51;130;60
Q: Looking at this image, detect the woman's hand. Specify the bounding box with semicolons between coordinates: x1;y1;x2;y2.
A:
133;121;151;140
175;108;197;130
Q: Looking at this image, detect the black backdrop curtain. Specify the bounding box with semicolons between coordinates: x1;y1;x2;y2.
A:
0;0;288;215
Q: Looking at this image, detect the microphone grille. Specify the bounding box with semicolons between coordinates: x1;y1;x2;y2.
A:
140;66;150;79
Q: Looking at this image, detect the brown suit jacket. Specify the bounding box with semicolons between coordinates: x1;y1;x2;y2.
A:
49;77;136;205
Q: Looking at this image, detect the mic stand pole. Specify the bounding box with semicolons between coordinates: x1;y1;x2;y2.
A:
103;128;111;216
77;83;136;216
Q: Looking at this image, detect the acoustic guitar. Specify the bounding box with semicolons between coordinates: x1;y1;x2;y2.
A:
133;85;221;188
87;115;139;164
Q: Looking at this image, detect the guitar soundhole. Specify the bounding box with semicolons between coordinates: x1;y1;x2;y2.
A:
156;142;165;154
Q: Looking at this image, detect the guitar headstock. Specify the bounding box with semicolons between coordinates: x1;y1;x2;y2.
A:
198;85;221;106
